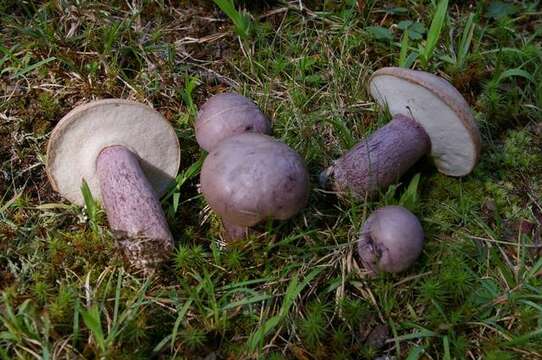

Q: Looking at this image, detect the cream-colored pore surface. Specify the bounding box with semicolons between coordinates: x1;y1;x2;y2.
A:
370;75;477;176
47;100;180;205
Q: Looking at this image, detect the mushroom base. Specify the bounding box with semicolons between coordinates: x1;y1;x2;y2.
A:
222;220;250;242
97;146;174;274
322;114;431;198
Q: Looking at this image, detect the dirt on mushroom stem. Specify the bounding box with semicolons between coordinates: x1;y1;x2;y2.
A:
97;146;174;274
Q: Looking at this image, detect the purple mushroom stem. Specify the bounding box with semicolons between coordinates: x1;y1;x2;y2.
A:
96;145;174;274
321;114;431;198
222;220;250;242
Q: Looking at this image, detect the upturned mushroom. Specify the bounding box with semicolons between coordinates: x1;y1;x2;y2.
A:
321;67;481;198
358;206;424;274
47;99;180;274
195;93;272;152
200;133;309;240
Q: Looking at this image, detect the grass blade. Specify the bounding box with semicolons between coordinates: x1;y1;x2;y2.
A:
72;297;80;348
457;13;475;68
496;68;534;84
162;157;203;215
421;0;448;66
399;30;410;68
406;345;426;359
180;76;201;117
80;304;105;353
399;173;421;211
81;180;99;234
246;268;322;352
324;117;355;149
222;294;274;310
11;56;56;79
213;0;252;38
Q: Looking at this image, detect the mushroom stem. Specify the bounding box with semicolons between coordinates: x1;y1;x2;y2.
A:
222;220;250;242
322;114;431;198
96;145;174;274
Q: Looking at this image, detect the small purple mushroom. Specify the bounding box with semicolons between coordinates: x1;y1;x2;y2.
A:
358;206;424;274
195;92;272;152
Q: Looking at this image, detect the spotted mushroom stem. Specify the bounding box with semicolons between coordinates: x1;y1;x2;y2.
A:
320;114;431;198
96;145;174;274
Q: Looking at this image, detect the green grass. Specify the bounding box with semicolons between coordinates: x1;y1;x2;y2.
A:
1;0;542;358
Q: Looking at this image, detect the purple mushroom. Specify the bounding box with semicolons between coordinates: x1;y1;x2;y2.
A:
358;206;424;274
195;92;272;152
200;133;309;241
47;99;180;274
322;67;481;198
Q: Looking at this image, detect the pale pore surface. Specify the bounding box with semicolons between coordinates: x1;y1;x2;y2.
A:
370;75;477;176
47;100;180;205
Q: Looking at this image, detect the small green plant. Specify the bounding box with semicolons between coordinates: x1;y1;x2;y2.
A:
246;268;322;353
382;174;422;212
101;21;125;56
163;158;203;218
398;20;426;40
180;76;201;119
213;0;253;39
366;25;393;42
174;244;193;272
298;301;328;348
31;281;50;304
339;297;370;328
49;284;76;324
399;30;411;68
0;294;56;358
181;327;207;350
174;244;207;273
80;304;106;353
79;270;150;356
324;116;356;149
419;278;447;303
0;43;57;79
398;173;422;212
502;130;540;169
224;248;244;270
81;180;101;234
485;1;518;20
439;13;477;70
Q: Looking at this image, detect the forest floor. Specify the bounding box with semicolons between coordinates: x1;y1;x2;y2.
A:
1;0;542;359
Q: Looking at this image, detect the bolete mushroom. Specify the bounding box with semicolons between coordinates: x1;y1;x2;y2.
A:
200;132;309;240
195;93;272;152
358;206;424;274
321;67;481;198
47;99;180;274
